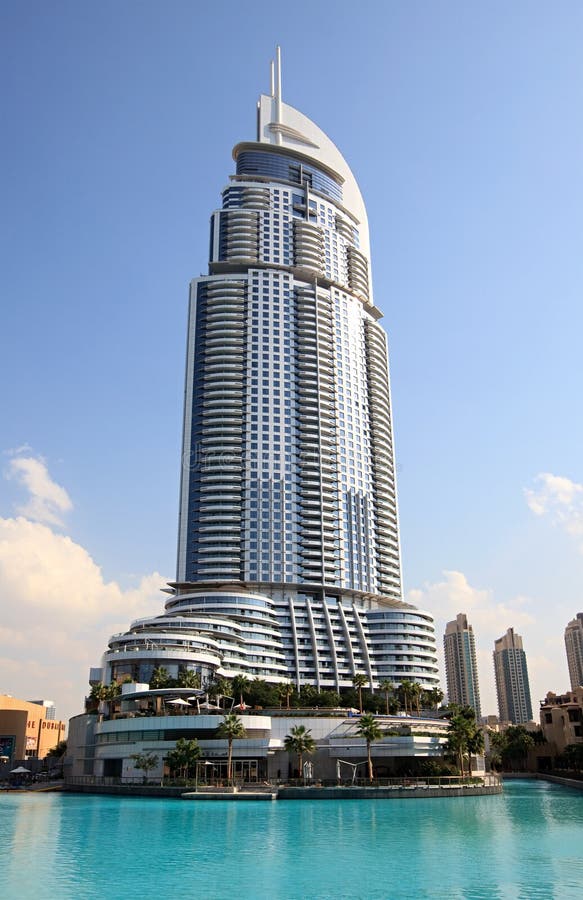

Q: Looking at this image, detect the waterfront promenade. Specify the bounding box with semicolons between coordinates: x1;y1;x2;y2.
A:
63;773;502;800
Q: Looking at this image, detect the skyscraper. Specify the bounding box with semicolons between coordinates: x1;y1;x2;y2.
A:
96;51;439;695
565;613;583;691
444;613;481;718
493;627;533;724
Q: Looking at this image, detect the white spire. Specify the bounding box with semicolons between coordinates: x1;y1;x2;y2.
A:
274;46;282;144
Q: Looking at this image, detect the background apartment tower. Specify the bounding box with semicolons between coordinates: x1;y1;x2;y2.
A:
493;627;533;724
94;51;440;695
564;613;583;690
444;613;481;718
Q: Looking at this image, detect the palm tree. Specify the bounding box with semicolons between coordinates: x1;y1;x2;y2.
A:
150;666;171;689
216;714;246;783
88;682;108;709
446;706;483;776
411;682;422;716
399;680;414;715
379;681;394;716
207;676;230;705
277;681;294;710
355;714;382;783
353;673;368;714
105;682;121;717
467;727;485;776
283;725;316;779
424;687;444;710
231;675;250;707
176;669;201;689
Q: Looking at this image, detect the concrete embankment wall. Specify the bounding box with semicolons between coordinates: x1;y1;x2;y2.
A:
537;773;583;791
277;785;502;800
64;784;186;798
64;783;502;800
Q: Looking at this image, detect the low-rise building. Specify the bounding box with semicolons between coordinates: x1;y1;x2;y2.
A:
539;688;583;755
65;683;466;784
0;694;66;767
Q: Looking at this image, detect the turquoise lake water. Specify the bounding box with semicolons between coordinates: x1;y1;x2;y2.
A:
1;781;582;899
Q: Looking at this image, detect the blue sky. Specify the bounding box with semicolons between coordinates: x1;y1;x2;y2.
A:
1;1;583;722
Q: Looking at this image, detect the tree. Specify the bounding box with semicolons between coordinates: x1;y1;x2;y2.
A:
150;667;171;689
411;682;422;716
165;739;201;780
130;751;159;783
216;714;246;783
283;725;316;779
231;675;250;707
46;740;67;759
298;683;318;707
247;678;279;708
558;743;583;771
277;681;294;710
207;676;230;704
424;687;444;710
399;681;414;715
500;726;535;772
176;669;201;689
446;706;483;776
356;714;382;783
379;681;395;716
89;683;109;705
353;674;368;714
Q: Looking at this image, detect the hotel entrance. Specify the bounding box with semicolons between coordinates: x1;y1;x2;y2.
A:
202;758;263;783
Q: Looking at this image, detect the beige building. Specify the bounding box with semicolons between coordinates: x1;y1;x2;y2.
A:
0;694;66;764
444;613;481;718
493;628;533;724
564;613;583;691
539;688;583;755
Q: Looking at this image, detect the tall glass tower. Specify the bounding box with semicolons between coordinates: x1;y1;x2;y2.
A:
444;614;481;718
493;628;533;724
98;52;439;695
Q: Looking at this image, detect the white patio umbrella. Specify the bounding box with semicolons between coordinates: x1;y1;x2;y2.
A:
232;702;247;711
10;766;31;774
166;698;191;706
197;701;222;711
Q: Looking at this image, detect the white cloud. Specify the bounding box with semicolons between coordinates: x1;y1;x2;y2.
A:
525;472;583;547
408;570;537;716
0;453;168;725
6;455;73;526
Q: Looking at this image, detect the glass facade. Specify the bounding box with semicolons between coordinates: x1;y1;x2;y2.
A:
99;79;439;694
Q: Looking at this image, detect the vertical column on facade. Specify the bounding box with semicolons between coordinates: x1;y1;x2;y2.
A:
305;597;321;692
288;594;301;689
316;290;340;585
352;605;375;689
194;280;245;580
336;600;356;679
295;286;324;583
320;599;340;692
364;320;401;600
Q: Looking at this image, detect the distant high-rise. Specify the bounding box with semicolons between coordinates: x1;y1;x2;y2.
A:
564;613;583;691
94;49;440;695
493;628;533;724
444;613;481;718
